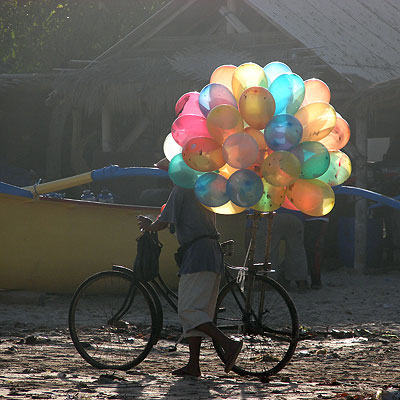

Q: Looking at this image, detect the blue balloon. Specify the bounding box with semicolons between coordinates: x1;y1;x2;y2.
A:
264;114;303;151
169;153;204;188
227;169;263;207
263;61;292;85
198;83;237;117
269;73;305;115
194;172;229;207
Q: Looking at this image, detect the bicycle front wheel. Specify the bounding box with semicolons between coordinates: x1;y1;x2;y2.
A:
69;270;158;370
214;274;299;377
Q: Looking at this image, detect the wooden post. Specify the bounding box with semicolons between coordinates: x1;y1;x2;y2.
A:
101;104;112;152
354;105;368;272
222;0;249;33
226;0;236;33
46;104;70;180
70;108;90;173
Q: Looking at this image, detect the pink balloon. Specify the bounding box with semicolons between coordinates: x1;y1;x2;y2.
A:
175;92;203;117
171;114;212;146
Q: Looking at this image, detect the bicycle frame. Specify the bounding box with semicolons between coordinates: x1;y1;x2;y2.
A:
112;265;178;314
111;210;276;336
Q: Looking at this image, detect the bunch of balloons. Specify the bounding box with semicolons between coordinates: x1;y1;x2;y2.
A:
163;61;351;217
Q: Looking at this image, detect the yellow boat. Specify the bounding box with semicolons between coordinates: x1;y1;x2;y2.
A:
0;167;247;293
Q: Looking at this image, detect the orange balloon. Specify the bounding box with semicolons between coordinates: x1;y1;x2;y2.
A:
295;101;337;142
262;151;301;187
210;65;236;93
204;200;246;215
182;137;225;172
301;79;331;107
231;63;269;103
218;163;238;179
319;114;350;151
239;86;275;130
244;126;267;149
251;179;286;212
206;104;244;144
281;195;300;211
287;179;335;216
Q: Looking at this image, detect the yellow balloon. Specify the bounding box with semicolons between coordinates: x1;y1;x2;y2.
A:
295;101;337;142
210;65;236;93
301;78;331;107
262;151;301;187
231;63;269;103
287;178;335;216
239;86;275;130
206;104;244;144
204;200;246;215
251;178;286;212
218;163;239;179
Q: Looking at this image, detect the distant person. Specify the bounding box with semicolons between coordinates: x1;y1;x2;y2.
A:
252;209;309;290
304;216;329;289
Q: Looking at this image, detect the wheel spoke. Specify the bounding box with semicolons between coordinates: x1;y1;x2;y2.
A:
69;271;158;370
214;275;299;377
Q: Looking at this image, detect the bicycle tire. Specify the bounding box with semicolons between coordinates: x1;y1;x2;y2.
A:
142;280;163;345
69;270;159;370
214;274;299;377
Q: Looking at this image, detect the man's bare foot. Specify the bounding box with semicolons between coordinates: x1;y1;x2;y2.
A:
224;340;243;373
171;366;201;378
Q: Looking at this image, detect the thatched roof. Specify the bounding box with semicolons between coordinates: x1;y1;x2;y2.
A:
0;73;54;94
51;57;196;116
50;44;256;116
51;29;335;117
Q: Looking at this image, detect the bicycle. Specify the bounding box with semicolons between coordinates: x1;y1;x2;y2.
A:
68;211;299;378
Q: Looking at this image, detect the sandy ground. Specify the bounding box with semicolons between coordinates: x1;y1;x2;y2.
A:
0;265;399;400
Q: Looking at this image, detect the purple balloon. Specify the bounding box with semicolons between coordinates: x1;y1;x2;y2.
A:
199;83;237;117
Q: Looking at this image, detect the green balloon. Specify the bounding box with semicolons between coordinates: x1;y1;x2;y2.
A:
318;150;352;186
290;141;330;179
168;153;204;188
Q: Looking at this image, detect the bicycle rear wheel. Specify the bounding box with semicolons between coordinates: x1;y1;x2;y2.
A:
69;270;158;370
214;274;299;377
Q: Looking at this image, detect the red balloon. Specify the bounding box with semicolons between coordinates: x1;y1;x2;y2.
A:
171;114;212;146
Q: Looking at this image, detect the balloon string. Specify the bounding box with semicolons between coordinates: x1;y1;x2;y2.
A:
238;225;253;292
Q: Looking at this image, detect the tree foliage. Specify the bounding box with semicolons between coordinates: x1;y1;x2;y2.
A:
0;0;166;73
